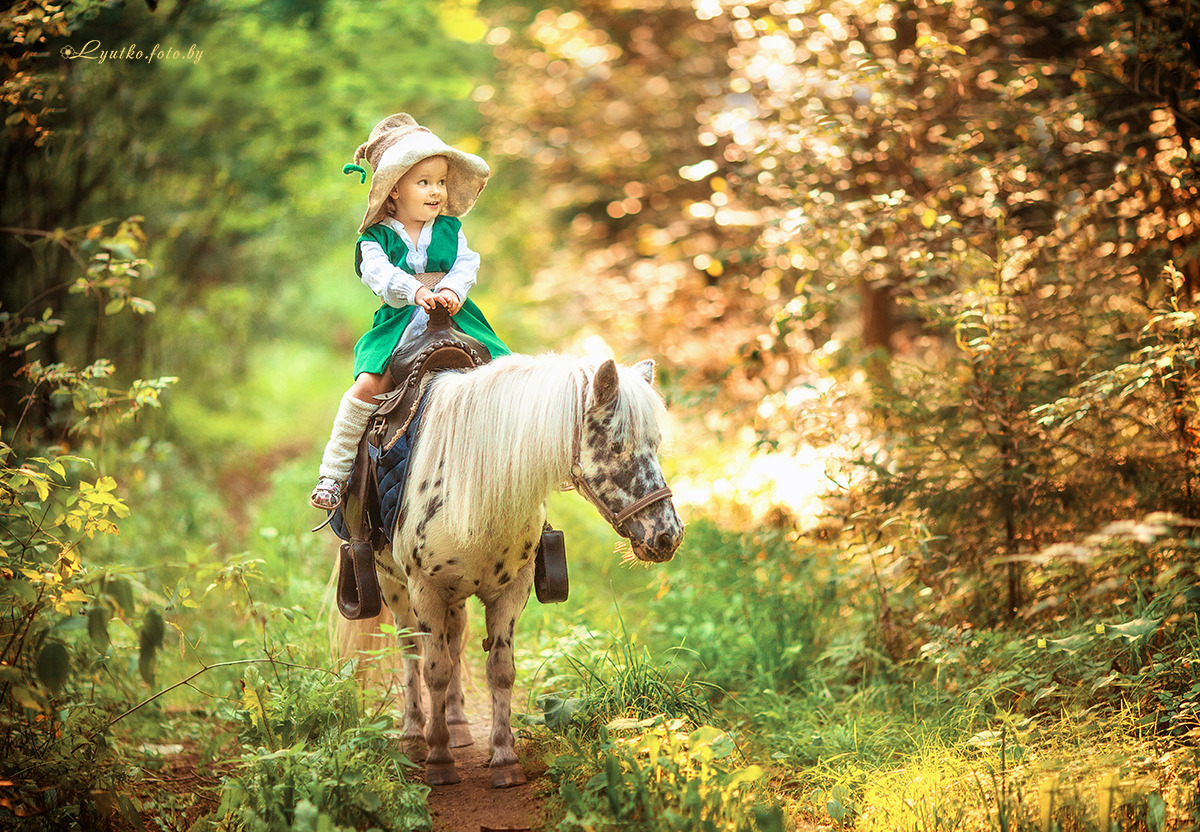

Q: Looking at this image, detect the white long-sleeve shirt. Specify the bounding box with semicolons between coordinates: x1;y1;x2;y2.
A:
357;216;480;308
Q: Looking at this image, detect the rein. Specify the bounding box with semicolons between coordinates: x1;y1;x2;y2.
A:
569;374;673;536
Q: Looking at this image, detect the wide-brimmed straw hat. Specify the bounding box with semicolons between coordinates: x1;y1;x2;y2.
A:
348;113;490;234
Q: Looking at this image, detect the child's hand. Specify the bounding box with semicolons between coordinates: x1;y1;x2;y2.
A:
435;288;462;315
414;286;438;311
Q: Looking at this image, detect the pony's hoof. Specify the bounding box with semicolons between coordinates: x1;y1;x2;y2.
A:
426;762;461;786
448;721;473;748
490;762;527;789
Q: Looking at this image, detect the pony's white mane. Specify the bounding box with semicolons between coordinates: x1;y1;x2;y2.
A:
409;353;666;545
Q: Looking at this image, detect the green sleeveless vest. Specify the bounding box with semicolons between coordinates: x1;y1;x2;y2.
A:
351;216;510;378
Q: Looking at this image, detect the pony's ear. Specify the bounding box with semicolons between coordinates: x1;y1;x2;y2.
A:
592;359;619;408
632;359;655;385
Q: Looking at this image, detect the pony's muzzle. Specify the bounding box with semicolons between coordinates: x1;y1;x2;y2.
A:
631;522;682;563
652;529;682;561
656;530;679;553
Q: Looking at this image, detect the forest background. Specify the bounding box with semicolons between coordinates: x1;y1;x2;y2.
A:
3;0;1200;829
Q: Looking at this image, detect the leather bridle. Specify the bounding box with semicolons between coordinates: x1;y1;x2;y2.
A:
569;375;673;538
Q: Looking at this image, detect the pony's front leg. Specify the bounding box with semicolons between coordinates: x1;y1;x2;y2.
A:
484;567;534;788
412;588;464;786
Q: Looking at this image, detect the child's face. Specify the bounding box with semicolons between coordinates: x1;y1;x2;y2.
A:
390;156;449;226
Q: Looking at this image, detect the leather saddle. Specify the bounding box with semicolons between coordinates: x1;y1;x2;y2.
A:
336;273;491;619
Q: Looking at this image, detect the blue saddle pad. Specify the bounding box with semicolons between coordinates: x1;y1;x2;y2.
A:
329;396;427;543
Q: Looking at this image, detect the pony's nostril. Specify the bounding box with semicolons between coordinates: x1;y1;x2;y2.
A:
655;531;676;552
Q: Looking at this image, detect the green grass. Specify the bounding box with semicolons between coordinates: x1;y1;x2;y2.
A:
45;426;1200;832
15;274;1200;831
513;513;1200;832
527;619;719;737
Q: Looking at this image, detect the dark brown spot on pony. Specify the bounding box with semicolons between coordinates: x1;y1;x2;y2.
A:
425;495;443;519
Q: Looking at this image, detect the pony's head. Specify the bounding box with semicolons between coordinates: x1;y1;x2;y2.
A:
574;359;683;563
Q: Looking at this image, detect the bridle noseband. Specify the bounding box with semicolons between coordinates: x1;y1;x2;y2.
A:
569;375;673;537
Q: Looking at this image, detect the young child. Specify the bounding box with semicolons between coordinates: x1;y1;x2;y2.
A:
311;113;511;510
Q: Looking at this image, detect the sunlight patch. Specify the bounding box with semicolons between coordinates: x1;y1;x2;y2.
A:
672;439;837;528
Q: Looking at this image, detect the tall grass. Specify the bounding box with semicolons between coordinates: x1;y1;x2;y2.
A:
528;616;718;736
545;514;1200;831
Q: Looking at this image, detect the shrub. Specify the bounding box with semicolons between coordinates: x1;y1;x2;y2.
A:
207;664;430;832
548;720;784;832
1;219;177;829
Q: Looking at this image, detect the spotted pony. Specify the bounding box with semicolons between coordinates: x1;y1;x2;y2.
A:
335;353;683;788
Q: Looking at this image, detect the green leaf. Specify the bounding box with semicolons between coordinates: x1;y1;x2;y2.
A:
139;650;157;687
688;725;734;758
139;608;165;685
1048;633;1092;654
104;578;134;615
11;684;45;711
540;694;584;733
88;606;111;653
605;754;624;817
1107;618;1161;643
726;764;765;786
36;641;69;694
755;806;786;832
1089;671;1123;694
2;579;37;605
116;794;143;830
359;789;381;812
1148;792;1167;832
140;607;165;651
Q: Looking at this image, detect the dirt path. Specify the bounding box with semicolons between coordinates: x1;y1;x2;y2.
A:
420;690;547;832
420;708;545;831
